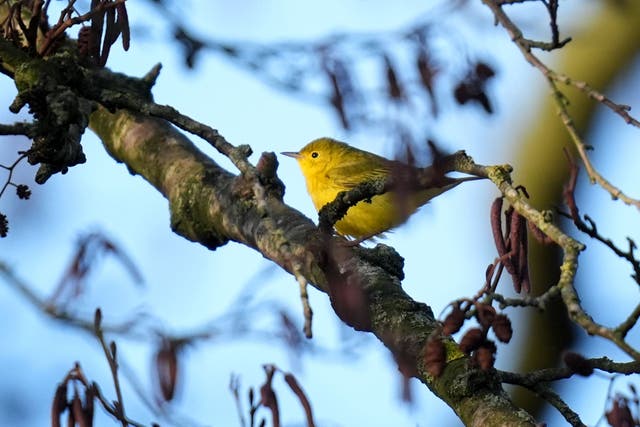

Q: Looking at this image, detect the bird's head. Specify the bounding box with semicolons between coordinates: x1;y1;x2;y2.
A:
281;137;347;177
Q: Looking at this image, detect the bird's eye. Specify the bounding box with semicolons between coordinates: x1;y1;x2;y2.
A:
311;152;319;158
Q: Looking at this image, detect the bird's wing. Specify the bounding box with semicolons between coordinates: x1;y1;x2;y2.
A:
328;160;391;189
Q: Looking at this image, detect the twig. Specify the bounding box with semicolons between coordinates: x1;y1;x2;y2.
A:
96;92;256;176
561;149;640;283
39;0;126;56
0;122;32;135
93;309;127;427
294;271;313;339
230;375;247;427
532;382;586;427
0;152;27;199
57;362;146;427
481;0;640;209
91;381;145;427
616;303;640;339
499;358;640;385
498;357;640;426
466;161;640;360
548;78;640;209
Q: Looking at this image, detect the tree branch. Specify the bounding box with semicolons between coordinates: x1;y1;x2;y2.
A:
88;105;536;426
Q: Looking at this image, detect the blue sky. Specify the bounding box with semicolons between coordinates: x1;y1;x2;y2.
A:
0;1;639;426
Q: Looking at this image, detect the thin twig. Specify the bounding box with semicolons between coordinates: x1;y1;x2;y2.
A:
0;152;27;199
39;0;126;56
471;161;640;360
561;149;640;284
93;309;127;427
481;0;640;209
294;271;313;339
96;92;256;176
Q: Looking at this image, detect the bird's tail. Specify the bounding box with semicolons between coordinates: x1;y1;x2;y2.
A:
416;175;484;205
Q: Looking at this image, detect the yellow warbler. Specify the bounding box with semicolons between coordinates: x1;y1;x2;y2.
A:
282;137;477;240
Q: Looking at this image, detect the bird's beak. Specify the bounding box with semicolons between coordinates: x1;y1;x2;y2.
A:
281;151;301;159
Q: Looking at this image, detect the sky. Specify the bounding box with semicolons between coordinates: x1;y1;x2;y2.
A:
0;1;639;426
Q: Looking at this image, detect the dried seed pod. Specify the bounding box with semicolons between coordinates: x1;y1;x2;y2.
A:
16;184;31;199
83;385;95;427
443;304;465;335
260;366;280;427
424;335;446;378
528;221;555;245
51;382;68;427
475;62;495;81
89;0;105;61
78;26;92;57
475;303;496;329
383;54;405;101
71;391;87;427
475;341;497;371
492;314;513;343
490;198;516;275
453;63;494;114
0;213;7;237
459;328;484;354
507;209;524;292
284;373;316;427
563;352;593;377
516;212;531;293
327;70;348;129
93;308;102;330
115;2;130;51
155;340;179;402
416;50;437;94
606;397;634;427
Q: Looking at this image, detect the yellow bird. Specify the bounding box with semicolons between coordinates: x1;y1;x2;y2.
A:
282;137;477;240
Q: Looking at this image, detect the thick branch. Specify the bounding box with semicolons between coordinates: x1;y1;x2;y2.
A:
88;107;535;426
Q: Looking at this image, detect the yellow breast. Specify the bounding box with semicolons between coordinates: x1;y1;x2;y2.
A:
305;171;427;238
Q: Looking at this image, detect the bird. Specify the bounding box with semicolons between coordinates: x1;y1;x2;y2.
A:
282;137;479;240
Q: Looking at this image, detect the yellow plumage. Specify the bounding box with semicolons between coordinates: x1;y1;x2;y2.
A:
282;137;472;239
